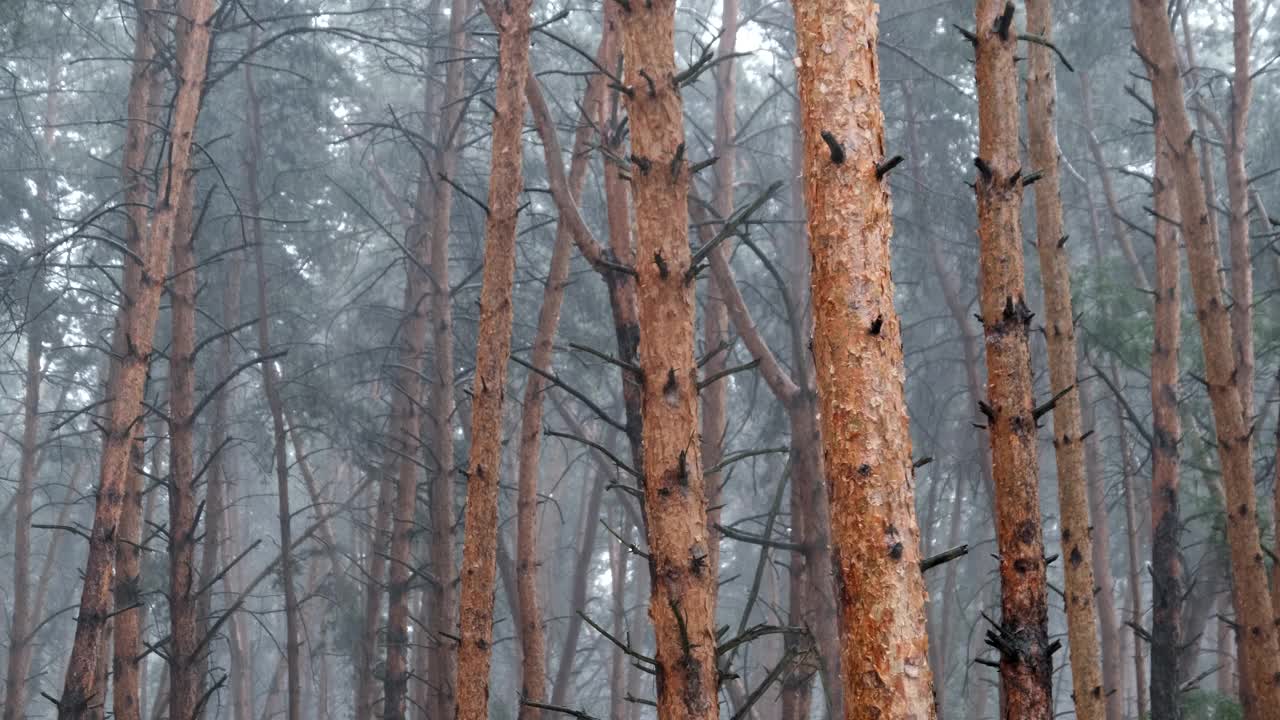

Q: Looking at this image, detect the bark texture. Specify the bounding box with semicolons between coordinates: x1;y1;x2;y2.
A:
791;0;936;716
452;0;532;714
1025;2;1105;717
621;0;719;711
973;3;1052;718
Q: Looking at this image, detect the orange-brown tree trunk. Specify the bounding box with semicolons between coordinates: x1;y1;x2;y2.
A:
792;0;936;716
452;0;532;715
1025;2;1106;717
973;3;1052;718
1147;113;1183;720
621;0;718;711
57;1;214;716
1130;2;1280;717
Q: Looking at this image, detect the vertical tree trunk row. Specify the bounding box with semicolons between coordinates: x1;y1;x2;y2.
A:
1130;2;1280;718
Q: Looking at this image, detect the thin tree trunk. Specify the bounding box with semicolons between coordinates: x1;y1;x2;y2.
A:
110;14;156;714
516;20;614;714
1224;0;1255;425
1117;398;1149;720
58;1;214;715
1129;2;1280;717
547;471;605;708
1080;380;1125;720
380;52;440;720
608;504;630;720
422;2;470;716
168;176;201;720
791;1;936;716
1025;2;1106;716
452;0;532;715
620;0;718;711
2;315;42;720
1147;109;1184;720
244;53;302;720
699;0;738;585
973;3;1052;717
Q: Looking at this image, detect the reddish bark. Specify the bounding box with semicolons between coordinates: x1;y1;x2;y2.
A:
452;0;533;714
973;3;1052;717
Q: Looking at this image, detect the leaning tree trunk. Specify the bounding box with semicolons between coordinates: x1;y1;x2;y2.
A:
620;0;719;711
57;1;214;716
1025;1;1106;717
1148;112;1185;720
972;3;1052;718
244;54;303;720
516;18;615;714
452;0;532;716
1129;2;1280;718
791;0;936;716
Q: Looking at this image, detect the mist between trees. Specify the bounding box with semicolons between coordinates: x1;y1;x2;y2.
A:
0;0;1277;718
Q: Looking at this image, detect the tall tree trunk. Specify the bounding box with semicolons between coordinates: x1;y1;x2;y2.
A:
380;50;440;720
516;20;615;714
168;180;202;720
1081;380;1125;720
2;316;42;720
791;1;936;716
1129;3;1280;717
422;3;470;716
452;0;532;715
1025;2;1106;717
699;0;738;585
1114;382;1149;719
109;8;158;717
620;0;718;711
1148;110;1185;720
973;3;1052;718
244;53;303;720
608;504;631;720
58;1;214;715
